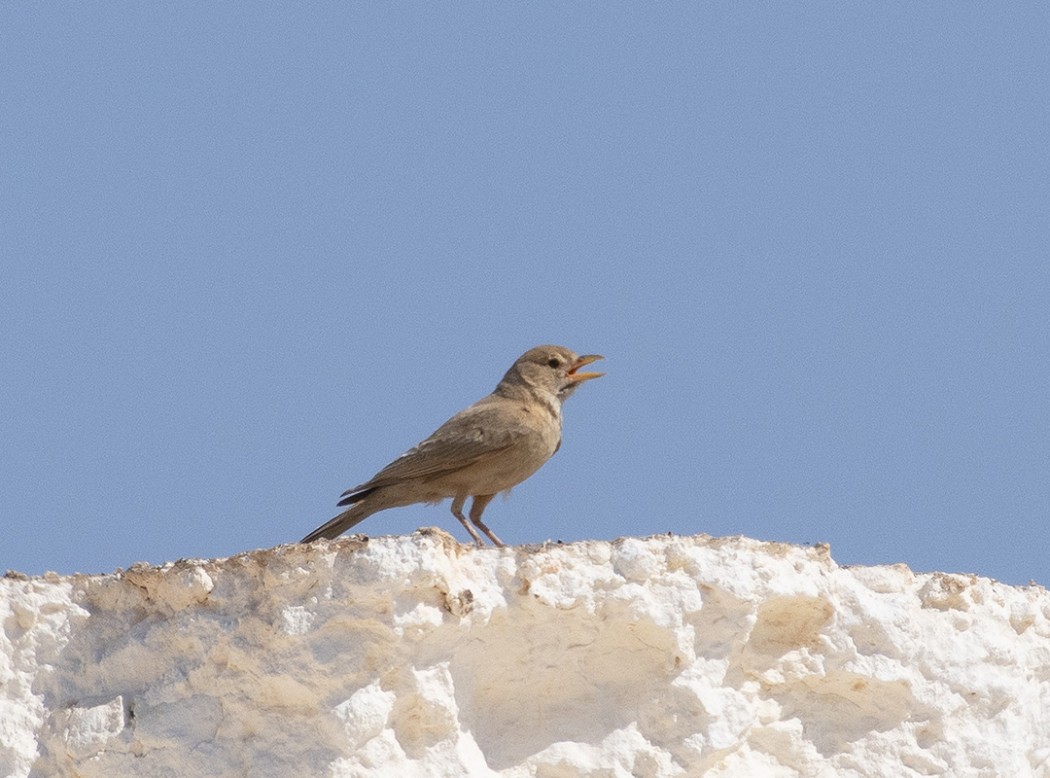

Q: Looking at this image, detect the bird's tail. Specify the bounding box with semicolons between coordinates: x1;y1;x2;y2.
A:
300;494;377;543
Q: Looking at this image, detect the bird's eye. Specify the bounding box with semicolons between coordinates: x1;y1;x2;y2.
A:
547;357;562;368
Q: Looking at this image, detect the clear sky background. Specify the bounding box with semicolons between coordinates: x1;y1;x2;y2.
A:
3;4;1048;586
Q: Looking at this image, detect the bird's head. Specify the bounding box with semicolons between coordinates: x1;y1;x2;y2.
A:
499;345;604;402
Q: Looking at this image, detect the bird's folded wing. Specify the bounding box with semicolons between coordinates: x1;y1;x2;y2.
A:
347;402;531;492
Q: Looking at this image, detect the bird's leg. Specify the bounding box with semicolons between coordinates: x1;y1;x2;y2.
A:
469;494;504;547
450;494;485;546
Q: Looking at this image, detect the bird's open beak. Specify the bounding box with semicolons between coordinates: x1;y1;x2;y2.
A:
567;354;605;383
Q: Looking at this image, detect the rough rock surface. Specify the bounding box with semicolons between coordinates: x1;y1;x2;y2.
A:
2;530;1049;777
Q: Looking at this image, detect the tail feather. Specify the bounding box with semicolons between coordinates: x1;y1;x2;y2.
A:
300;502;372;543
301;484;419;544
337;485;377;508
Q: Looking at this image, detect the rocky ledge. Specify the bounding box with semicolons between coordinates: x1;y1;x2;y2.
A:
3;530;1049;777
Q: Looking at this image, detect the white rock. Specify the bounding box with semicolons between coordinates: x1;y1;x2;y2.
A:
57;696;126;759
1;531;1049;777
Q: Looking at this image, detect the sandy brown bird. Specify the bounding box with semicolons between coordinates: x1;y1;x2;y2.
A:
301;345;604;546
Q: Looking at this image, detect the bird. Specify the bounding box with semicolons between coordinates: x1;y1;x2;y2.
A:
300;345;604;547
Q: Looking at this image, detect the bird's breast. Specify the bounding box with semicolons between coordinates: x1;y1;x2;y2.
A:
466;408;561;495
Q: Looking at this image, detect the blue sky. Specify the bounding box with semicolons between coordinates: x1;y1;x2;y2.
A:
3;4;1047;585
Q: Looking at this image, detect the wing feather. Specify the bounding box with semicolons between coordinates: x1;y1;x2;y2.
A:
339;400;530;499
